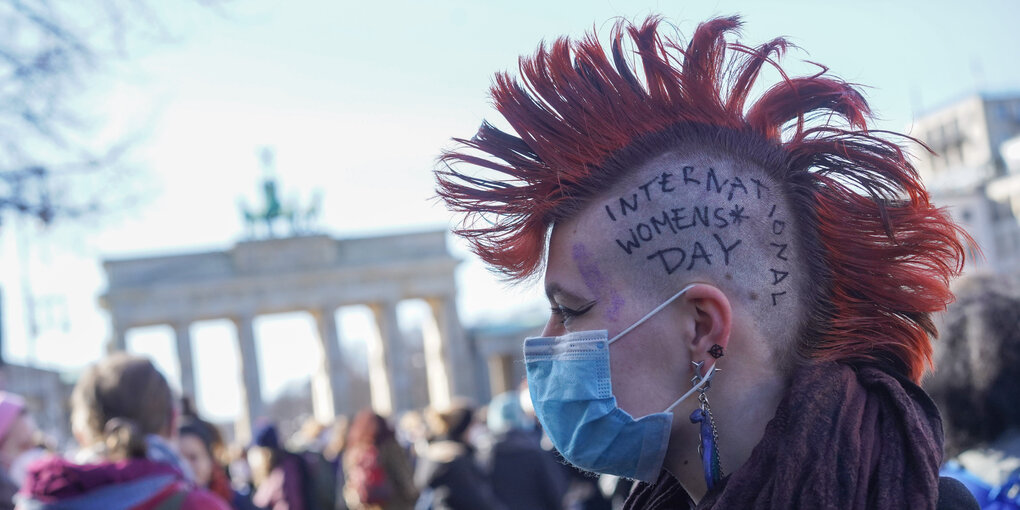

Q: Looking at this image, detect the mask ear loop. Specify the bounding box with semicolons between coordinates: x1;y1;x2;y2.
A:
608;284;698;345
664;362;717;413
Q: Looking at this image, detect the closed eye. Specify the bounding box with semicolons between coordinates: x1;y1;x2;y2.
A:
551;301;596;324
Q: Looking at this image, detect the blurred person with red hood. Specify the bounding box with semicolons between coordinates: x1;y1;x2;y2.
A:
0;392;38;510
15;353;228;510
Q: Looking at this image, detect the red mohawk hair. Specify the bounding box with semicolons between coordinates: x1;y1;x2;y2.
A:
436;16;970;382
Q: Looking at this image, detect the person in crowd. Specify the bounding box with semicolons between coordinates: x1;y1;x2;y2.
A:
248;422;306;510
342;410;416;510
226;444;260;506
289;419;327;453
434;14;977;510
926;275;1020;508
17;353;228;509
413;403;503;510
477;391;565;510
179;420;233;504
394;412;427;468
178;415;262;510
323;416;349;468
322;417;350;510
0;392;37;510
287;419;341;510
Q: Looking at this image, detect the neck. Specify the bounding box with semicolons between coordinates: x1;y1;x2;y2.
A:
664;368;787;502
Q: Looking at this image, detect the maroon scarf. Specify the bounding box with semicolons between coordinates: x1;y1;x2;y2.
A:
625;362;943;509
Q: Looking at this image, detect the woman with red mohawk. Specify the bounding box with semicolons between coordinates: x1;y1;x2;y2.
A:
436;15;978;510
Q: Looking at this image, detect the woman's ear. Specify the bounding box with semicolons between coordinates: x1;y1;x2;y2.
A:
682;284;732;370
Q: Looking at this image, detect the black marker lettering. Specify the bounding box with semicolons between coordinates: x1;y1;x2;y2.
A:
682;166;700;186
727;177;748;201
713;207;729;228
770;242;789;261
619;194;639;216
751;178;770;199
768;204;777;218
713;234;742;265
605;204;617;222
650;211;677;235
692;206;710;228
770;269;790;285
687;241;712;270
647;248;686;275
638;177;657;201
636;223;654;241
772;219;786;235
615;230;642;255
670;208;688;231
771;291;787;306
728;204;749;227
659;172;676;193
706;167;728;194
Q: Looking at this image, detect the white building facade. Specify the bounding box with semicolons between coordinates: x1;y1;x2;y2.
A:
909;93;1020;274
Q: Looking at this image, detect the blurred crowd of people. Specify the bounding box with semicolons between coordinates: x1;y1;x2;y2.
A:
0;275;1017;509
0;352;635;510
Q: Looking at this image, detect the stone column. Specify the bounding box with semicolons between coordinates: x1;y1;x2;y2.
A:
231;313;263;443
107;322;128;353
486;354;514;397
311;307;350;422
368;301;405;416
171;320;197;400
424;296;474;407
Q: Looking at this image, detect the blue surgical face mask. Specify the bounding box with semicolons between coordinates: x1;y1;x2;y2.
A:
523;284;714;482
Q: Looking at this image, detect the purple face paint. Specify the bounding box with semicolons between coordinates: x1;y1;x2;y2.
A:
572;242;624;322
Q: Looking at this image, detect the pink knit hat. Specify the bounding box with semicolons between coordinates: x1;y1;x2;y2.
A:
0;391;26;444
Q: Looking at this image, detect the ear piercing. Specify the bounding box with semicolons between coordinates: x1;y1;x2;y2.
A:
709;344;724;359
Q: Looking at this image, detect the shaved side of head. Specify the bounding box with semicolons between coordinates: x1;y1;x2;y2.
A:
562;143;808;366
437;17;968;382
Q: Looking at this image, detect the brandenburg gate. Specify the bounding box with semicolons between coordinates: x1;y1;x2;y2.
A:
99;231;472;440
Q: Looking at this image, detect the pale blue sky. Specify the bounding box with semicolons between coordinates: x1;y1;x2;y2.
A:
2;0;1018;422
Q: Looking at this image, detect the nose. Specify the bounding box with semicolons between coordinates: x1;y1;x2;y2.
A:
541;315;565;337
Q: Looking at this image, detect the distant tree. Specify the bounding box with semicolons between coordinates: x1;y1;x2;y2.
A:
0;0;220;227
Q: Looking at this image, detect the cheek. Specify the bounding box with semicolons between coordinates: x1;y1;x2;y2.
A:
608;341;657;414
609;325;690;417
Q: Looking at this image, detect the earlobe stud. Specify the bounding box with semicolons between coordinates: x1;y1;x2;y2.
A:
709;344;724;359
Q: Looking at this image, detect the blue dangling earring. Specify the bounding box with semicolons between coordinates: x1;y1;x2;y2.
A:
690;353;723;491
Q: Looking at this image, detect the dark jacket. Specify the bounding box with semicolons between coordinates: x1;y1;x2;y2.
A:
478;429;565;510
1;470;17;510
252;453;305;510
413;440;504;510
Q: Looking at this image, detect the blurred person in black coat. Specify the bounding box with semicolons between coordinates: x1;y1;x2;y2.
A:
477;391;566;510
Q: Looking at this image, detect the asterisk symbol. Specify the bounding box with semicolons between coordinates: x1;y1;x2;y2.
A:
728;204;749;226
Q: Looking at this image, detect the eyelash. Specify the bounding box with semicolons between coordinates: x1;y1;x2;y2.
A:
551;302;595;324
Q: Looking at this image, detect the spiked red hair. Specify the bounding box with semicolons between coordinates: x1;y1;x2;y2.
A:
436;16;969;382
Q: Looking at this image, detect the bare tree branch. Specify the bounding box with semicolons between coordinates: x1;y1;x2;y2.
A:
0;0;225;226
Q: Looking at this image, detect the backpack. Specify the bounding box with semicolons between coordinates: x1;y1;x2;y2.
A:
349;445;393;505
942;461;1020;510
